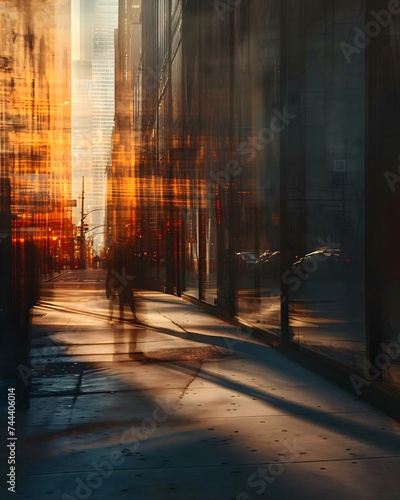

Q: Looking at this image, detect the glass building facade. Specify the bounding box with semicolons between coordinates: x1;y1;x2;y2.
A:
106;0;400;408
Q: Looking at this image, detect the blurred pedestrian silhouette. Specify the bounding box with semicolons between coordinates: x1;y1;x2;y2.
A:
106;243;137;322
93;254;100;269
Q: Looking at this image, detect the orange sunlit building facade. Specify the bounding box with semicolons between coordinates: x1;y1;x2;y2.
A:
0;0;72;377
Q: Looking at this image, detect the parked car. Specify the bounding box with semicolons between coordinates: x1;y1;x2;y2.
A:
291;246;352;281
235;252;258;271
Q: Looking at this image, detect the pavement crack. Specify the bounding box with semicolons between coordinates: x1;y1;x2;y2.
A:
160;313;193;338
70;368;84;408
178;361;202;401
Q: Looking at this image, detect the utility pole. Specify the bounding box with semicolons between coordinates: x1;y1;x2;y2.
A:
80;176;85;269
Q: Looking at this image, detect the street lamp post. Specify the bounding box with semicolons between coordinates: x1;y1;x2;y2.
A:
78;199;105;270
79;177;85;269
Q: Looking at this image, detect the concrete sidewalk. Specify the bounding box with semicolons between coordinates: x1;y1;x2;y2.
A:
1;289;400;499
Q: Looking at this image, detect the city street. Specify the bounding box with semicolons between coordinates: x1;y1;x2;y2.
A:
1;270;400;499
2;2;400;498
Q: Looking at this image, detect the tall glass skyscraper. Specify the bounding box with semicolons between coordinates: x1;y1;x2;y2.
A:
71;0;117;252
92;0;118;235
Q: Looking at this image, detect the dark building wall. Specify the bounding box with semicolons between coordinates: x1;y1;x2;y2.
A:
112;0;400;406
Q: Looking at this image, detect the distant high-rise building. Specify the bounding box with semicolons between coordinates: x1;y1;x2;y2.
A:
72;0;95;250
91;0;118;246
71;0;117;252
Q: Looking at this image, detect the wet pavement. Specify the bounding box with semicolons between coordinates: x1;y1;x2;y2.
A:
1;270;400;499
